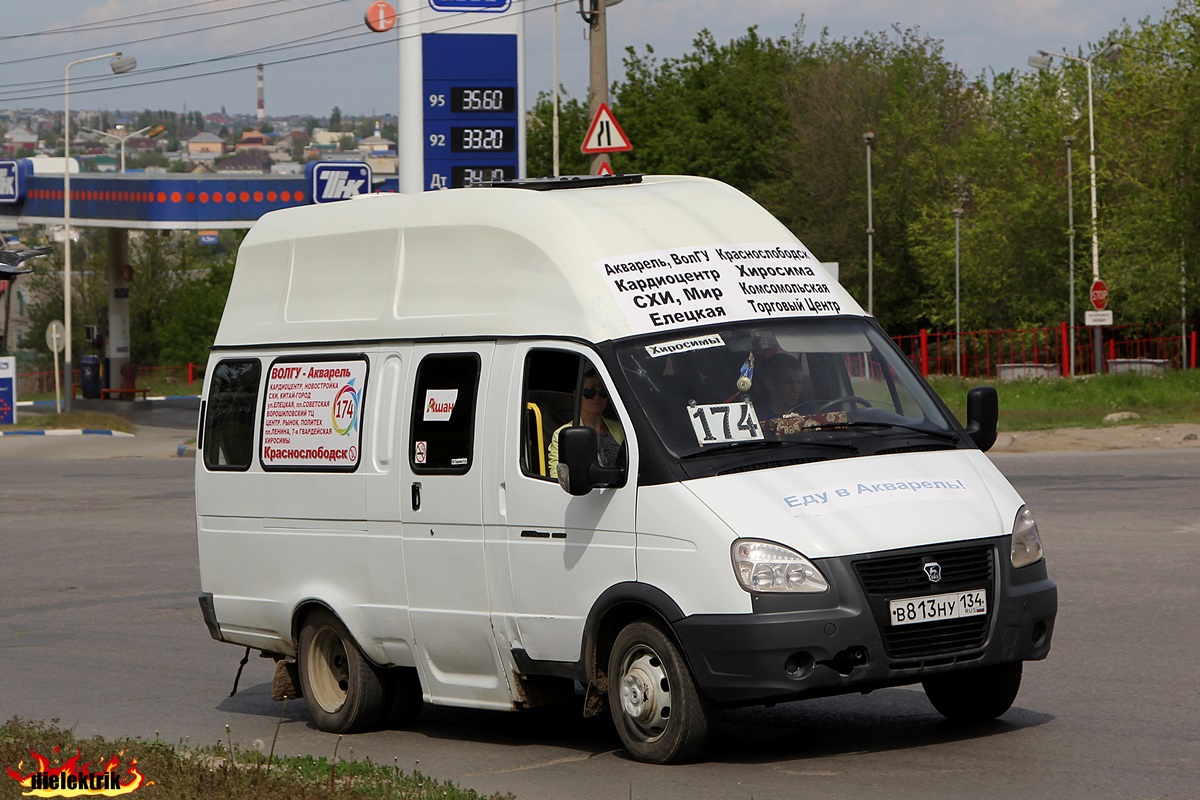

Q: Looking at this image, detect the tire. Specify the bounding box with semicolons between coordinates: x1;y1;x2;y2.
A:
923;661;1023;723
607;621;709;764
297;608;388;733
383;666;424;728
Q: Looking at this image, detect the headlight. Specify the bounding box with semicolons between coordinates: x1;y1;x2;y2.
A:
1011;506;1045;568
731;539;829;593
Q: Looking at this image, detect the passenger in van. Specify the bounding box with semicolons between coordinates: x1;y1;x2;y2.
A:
547;369;625;476
753;352;812;420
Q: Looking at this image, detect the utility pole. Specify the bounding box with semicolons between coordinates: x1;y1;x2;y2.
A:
1066;136;1076;377
863;132;875;316
586;0;610;176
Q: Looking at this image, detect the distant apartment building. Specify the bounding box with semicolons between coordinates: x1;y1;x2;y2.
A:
3;124;39;155
234;129;272;152
186;131;225;161
358;123;397;175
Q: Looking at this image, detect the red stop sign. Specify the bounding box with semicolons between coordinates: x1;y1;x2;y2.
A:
1090;279;1109;310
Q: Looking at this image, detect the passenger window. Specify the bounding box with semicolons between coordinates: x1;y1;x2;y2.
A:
203;359;261;470
410;353;480;474
520;351;625;480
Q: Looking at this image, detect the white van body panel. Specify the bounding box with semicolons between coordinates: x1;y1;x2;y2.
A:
397;342;517;709
213;176;864;348
196;346;405;667
680;450;1023;561
491;343;638;664
634;484;752;616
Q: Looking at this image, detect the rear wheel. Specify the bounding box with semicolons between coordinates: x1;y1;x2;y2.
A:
607;621;709;764
297;608;388;733
923;661;1023;722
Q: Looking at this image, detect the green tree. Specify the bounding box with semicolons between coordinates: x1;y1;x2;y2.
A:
614;28;795;189
157;252;237;364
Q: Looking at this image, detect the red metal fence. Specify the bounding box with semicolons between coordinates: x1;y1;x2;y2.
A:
893;321;1198;379
12;322;1199;395
17;362;206;397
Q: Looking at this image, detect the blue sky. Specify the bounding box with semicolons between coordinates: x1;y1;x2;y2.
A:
2;0;1178;118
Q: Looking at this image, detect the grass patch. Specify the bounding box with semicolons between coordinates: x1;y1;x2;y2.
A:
927;369;1200;431
0;717;515;800
1;411;135;434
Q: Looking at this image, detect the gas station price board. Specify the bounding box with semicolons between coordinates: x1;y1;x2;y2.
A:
423;33;519;190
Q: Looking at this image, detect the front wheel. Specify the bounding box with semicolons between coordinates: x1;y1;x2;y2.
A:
922;661;1023;723
297;608;388;733
607;621;709;764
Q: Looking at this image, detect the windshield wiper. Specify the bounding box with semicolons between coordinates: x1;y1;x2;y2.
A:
682;439;857;458
804;420;960;442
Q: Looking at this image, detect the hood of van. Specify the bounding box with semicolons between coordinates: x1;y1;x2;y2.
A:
678;449;1024;560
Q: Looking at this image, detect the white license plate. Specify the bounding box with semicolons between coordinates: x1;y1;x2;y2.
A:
888;589;987;626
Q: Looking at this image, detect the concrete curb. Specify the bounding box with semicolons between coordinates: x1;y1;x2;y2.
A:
0;429;135;437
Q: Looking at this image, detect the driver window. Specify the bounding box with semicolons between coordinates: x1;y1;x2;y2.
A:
520;350;625;480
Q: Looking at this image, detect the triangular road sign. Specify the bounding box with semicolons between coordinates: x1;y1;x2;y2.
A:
581;102;633;154
596;161;614;176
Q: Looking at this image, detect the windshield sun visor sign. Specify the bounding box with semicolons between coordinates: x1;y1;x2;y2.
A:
644;333;725;358
597;243;847;334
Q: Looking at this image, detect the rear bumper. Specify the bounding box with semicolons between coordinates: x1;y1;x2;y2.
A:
198;592;225;642
673;540;1057;705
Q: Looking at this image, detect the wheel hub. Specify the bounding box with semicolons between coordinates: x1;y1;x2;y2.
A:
618;650;671;740
308;626;350;713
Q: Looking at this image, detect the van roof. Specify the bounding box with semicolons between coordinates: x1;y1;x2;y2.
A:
214;174;865;347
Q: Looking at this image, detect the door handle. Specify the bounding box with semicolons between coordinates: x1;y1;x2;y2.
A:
411;481;421;511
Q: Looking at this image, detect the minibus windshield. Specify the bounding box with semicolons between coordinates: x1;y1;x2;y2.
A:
614;318;958;461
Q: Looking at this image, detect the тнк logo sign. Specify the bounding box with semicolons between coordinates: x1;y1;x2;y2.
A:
307;162;372;204
0;161;20;204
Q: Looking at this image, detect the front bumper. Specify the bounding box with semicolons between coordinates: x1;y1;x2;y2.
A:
673;537;1057;706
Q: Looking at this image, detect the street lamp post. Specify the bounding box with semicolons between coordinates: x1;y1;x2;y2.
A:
62;51;136;411
864;131;875;316
953;207;964;377
1029;44;1122;374
84;125;152;173
1065;136;1076;377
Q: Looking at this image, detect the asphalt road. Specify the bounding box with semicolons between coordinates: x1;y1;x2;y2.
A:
1;420;1197;800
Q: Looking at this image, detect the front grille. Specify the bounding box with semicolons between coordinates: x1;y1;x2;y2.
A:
854;544;993;594
881;617;990;660
853;544;996;662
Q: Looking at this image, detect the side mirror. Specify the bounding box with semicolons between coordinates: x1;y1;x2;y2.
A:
556;426;626;496
964;386;998;452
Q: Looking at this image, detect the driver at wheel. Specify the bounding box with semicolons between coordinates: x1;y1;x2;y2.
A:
754;352;812;420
